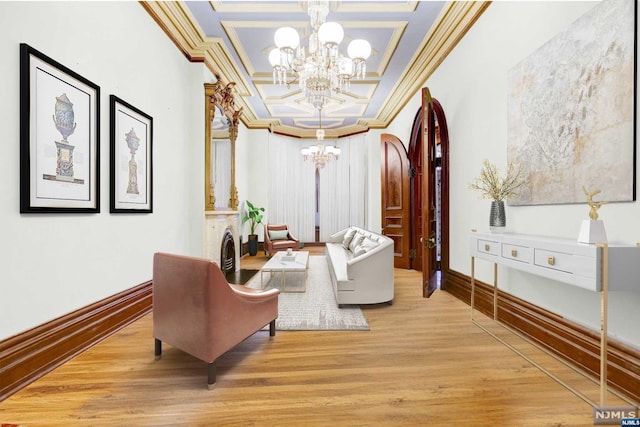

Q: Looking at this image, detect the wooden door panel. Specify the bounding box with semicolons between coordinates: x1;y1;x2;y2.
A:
422;88;438;297
381;134;410;269
409;108;424;272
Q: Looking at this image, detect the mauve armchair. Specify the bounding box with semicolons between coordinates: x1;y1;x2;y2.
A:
264;224;300;256
153;252;279;388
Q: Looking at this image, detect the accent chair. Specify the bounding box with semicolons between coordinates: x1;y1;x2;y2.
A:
264;223;300;256
152;252;279;388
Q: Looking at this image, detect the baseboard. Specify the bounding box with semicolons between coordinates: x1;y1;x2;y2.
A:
3;272;638;404
445;269;640;404
0;281;152;402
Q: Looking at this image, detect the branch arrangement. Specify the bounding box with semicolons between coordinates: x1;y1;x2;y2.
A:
469;160;525;201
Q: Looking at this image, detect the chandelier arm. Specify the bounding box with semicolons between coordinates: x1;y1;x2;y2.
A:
285;75;299;89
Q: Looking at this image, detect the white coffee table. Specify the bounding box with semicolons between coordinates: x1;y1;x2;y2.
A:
260;251;309;292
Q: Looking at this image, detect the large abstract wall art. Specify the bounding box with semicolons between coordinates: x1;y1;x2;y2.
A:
507;0;636;206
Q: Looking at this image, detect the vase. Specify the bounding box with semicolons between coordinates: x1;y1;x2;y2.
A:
248;234;259;256
489;200;506;233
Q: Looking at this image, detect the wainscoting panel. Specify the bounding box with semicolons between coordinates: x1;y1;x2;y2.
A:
0;281;152;402
445;269;640;404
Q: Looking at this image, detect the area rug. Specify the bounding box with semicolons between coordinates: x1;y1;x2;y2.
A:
246;255;369;331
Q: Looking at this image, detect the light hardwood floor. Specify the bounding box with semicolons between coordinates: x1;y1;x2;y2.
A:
0;247;627;426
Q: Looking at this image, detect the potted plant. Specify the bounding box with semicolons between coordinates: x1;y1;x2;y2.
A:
469;160;524;232
242;200;265;256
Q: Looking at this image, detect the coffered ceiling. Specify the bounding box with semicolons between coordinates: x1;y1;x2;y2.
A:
142;1;488;138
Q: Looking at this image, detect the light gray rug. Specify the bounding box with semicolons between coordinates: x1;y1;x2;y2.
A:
247;255;369;331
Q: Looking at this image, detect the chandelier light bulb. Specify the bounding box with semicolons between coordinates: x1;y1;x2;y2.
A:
274;27;300;51
318;22;344;46
347;39;371;61
268;48;282;67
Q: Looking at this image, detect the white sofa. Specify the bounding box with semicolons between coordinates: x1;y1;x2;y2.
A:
325;226;394;307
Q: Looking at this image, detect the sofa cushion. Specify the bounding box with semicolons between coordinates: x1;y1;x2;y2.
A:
269;229;289;240
325;242;351;282
349;233;365;252
342;228;357;249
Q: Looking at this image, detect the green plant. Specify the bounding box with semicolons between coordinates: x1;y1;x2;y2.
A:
469;160;524;201
242;200;265;235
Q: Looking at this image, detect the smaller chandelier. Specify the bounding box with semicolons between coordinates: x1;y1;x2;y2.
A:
301;144;341;169
269;0;372;110
301;108;340;168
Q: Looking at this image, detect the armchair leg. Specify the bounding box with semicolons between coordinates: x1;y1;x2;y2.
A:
154;338;162;360
269;319;276;336
207;362;216;389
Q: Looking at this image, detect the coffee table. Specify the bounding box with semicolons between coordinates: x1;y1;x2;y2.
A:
260;251;309;292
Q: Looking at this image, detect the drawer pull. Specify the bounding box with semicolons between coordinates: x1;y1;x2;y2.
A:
511;249;517;257
484;244;490;251
547;256;555;266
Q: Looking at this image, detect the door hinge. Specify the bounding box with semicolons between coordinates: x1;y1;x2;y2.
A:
409;167;417;179
410;249;417;259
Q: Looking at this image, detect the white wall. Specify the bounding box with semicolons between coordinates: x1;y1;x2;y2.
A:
388;1;640;347
0;2;205;340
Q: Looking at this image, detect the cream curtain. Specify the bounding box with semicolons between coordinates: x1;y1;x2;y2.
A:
319;134;367;241
267;134;316;242
267;133;367;243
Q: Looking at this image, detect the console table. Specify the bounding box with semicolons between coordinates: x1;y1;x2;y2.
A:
469;231;640;407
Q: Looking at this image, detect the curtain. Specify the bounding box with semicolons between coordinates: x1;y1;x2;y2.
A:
318;134;367;241
267;134;316;242
267;134;367;243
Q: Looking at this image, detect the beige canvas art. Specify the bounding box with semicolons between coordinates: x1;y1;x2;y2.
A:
507;0;635;206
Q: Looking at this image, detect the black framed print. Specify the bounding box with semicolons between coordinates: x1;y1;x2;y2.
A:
20;43;100;213
110;95;153;213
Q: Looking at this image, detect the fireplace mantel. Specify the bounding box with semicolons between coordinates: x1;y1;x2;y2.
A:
204;210;240;272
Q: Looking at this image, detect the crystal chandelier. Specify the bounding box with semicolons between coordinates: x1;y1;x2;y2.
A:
269;0;372;110
301;108;341;168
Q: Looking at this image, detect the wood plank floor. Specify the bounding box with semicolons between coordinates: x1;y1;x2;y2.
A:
0;247;628;426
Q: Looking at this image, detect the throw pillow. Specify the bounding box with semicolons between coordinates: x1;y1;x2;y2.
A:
342;228;357;249
269;229;289;240
360;237;380;253
354;238;380;258
349;233;365;252
353;245;367;257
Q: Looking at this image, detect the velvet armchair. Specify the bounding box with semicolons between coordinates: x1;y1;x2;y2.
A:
153;252;279;388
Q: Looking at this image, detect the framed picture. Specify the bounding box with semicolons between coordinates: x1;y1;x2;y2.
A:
20;43;100;213
110;95;153;213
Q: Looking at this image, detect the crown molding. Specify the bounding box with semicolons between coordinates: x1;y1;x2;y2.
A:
141;0;490;139
376;1;491;125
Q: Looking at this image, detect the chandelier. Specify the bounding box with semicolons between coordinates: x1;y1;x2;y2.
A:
268;0;372;110
301;108;341;168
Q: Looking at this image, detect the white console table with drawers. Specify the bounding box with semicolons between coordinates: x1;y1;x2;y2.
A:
469;231;640;407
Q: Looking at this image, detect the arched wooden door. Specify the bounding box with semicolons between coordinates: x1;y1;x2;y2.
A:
380;133;411;269
421;88;450;297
